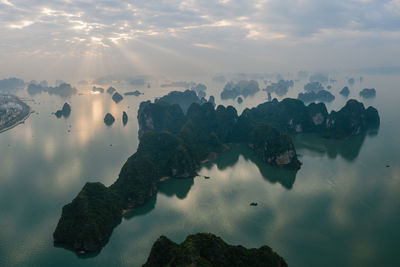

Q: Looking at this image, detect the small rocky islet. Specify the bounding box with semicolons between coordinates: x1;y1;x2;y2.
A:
264;79;294;97
360;88;376;98
103;113;115;126
298;90;335;103
106;86;116;94
55;103;71;118
220;80;260;100
53;89;380;256
340;86;350;97
112;92;123;103
124;90;142;96
122;111;128;125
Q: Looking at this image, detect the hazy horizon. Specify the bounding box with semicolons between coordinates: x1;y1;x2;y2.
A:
1;0;400;81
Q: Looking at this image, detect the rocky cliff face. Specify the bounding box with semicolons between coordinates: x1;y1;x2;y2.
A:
340;86;350;97
143;233;288;267
103;113;115;126
137;101;186;138
154;89;201;113
215;105;238;142
53;182;123;253
248;123;301;170
307;102;328;131
55;102;71;118
122;111;128;125
242;98;315;134
323;99;380;138
240;98;379;139
112;92;123;103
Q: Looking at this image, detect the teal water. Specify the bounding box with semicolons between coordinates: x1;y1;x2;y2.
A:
0;75;399;266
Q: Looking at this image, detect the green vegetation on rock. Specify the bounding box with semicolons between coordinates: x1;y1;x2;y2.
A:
221;80;259;99
359;88;376;98
53;182;123;253
249;123;301;170
323;99;379;138
143;233;288;267
138;101;186;138
54;96;380;256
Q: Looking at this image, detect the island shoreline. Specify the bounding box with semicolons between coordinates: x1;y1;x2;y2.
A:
0;108;33;134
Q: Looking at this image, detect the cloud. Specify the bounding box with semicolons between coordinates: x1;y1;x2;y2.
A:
0;0;399;79
8;20;33;29
192;43;219;49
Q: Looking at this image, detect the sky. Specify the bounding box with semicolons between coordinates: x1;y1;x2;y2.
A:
0;0;399;81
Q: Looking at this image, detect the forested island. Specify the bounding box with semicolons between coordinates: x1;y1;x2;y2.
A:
0;94;31;133
298;90;335;103
54;103;71;118
220;80;260;99
360;88;376;98
143;233;287;267
27;83;77;97
264;80;294;97
53;92;380;255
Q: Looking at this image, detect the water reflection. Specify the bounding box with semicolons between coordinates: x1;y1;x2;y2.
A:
294;134;368;162
0;74;399;267
159;177;194;199
124;196;157;220
205;144;298;190
124;177;195;220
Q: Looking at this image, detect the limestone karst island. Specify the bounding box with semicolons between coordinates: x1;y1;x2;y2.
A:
1;1;399;266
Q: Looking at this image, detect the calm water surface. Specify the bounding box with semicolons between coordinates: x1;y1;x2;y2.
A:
0;75;399;267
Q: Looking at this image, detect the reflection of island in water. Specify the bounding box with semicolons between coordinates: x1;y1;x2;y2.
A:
293;132;374;162
124;132;374;221
205;144;298;190
124;178;194;220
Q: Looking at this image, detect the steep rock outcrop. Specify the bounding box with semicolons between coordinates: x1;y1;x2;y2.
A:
359;88;376;98
112;92;123;103
340;86;350;97
55;103;71;118
239;98;378;138
304;82;324;92
155;90;201;113
106;87;116;95
104;113;115;126
248;123;301;170
122;111;128;125
137;101;186;138
323;99;379;138
221;80;259;99
143;233;288;267
264;79;294;96
53;182;123;253
298;90;335;103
